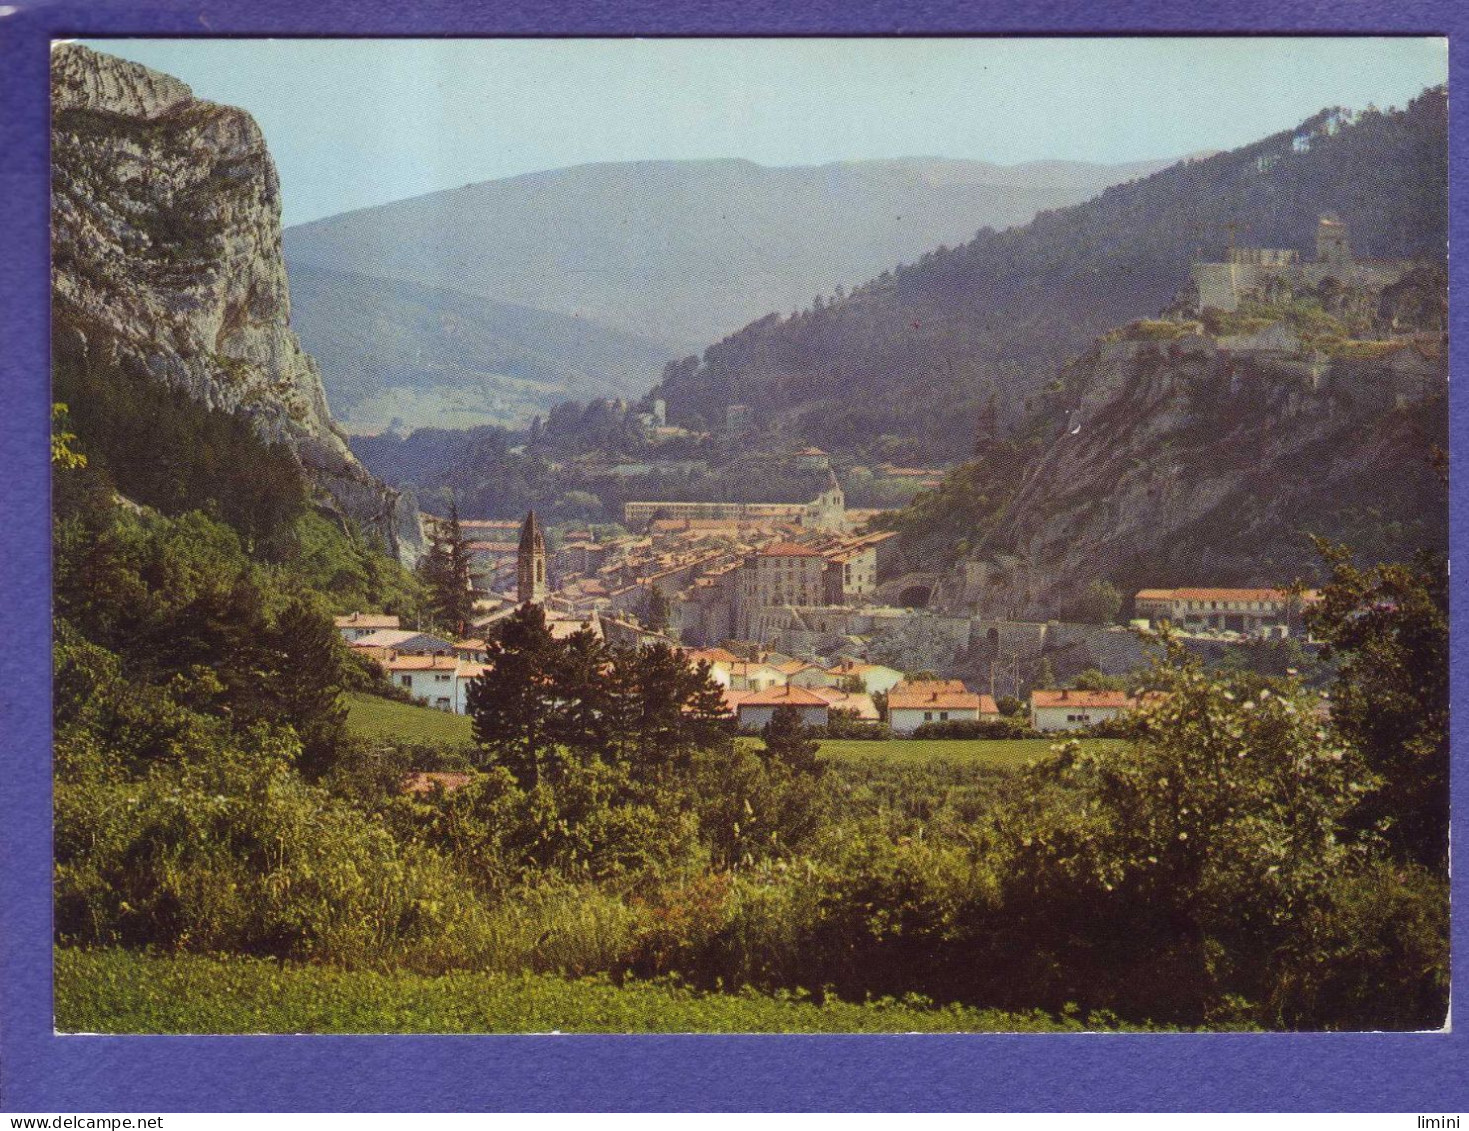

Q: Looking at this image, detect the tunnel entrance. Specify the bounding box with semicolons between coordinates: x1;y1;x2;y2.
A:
898;585;932;609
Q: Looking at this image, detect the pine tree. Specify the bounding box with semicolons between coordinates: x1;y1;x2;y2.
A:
610;644;730;782
267;598;349;778
467;603;560;788
761;704;822;776
546;623;611;760
421;501;474;636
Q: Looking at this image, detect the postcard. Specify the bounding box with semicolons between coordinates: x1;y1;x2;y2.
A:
6;20;1463;1113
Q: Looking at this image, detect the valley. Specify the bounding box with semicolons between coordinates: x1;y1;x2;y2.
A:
47;40;1450;1040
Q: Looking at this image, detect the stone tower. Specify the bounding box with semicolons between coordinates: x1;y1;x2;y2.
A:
804;468;846;532
517;510;548;605
1316;213;1351;265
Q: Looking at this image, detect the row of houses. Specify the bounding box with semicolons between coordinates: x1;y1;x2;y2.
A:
339;612;1149;734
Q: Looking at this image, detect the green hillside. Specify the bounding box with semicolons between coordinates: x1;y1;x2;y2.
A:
653;90;1447;461
287;264;673;434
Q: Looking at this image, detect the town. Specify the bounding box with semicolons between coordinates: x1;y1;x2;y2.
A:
339;497;1328;735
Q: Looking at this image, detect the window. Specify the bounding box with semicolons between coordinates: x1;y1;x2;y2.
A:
939;711;949;721
924;711;933;721
400;675;412;687
435;673;452;682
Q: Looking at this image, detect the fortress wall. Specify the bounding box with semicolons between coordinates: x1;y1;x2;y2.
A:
1192;263;1242;311
970;619;1049;660
1194;258;1421;314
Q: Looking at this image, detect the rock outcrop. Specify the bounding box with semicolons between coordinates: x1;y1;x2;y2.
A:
51;43;422;563
939;331;1448;620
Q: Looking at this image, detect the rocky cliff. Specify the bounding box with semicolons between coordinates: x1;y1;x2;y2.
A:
931;329;1447;620
51;43;422;562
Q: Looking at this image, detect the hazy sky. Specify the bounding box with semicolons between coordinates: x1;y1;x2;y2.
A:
80;37;1448;227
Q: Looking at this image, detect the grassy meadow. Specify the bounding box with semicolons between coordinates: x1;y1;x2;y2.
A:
346;692;475;746
816;736;1112;767
346;692;1103;770
55;948;1149;1033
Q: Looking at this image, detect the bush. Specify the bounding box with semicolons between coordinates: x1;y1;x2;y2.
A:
821;712;891;740
54;719;493;970
910;717;1035;739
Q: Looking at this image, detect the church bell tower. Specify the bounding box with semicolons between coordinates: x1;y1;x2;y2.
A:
517;510;548;605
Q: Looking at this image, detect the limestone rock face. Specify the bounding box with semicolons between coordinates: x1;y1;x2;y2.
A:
943;334;1447;620
51;43;423;563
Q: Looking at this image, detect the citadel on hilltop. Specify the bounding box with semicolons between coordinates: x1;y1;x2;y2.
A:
1190;213;1422;313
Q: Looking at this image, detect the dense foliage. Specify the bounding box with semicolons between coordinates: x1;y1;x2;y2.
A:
1305;542;1449;873
57;528;1448;1029
57;371;1447;1030
54;352;309;547
418;502;474;635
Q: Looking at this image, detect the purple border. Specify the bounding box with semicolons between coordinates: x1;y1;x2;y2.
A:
1;0;1464;1112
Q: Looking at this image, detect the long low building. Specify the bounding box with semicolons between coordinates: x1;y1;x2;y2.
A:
1134;587;1317;635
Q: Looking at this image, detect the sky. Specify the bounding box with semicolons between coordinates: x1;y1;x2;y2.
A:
78;37;1448;228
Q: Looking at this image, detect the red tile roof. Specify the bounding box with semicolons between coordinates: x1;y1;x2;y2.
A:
383;655;461;672
1136;588;1320;605
888;683;985;711
807;687;881;719
335;613;401;629
688;647;740;664
401;772;475;795
758;541;821;557
737;684;833;707
892;678;967;694
1031;689;1135;710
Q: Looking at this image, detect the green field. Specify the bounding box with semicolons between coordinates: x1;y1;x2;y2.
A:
816;737;1099;768
55;948;1137;1033
345;692;474;746
343;698;1105;770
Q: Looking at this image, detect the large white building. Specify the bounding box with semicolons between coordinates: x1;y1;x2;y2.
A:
335;612;401;642
382;655;490;715
624;469;846;533
734;684;832;730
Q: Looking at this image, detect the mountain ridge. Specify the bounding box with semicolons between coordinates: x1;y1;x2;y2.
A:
651;90;1448;461
282;151;1180;357
284;262;674;435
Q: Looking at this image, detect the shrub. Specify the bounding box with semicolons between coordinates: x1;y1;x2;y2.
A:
910;717;1035;739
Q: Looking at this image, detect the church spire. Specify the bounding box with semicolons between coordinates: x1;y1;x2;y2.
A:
517;510;547;605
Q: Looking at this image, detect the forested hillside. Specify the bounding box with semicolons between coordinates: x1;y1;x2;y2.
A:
287;264;673;434
653;90;1447;460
